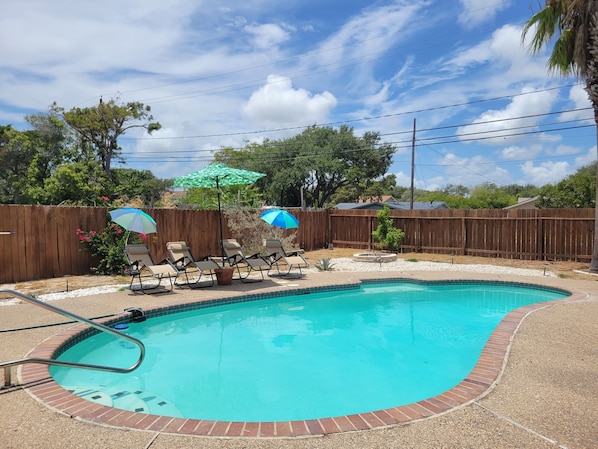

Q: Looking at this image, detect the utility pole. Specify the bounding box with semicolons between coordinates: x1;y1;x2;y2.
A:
410;118;416;210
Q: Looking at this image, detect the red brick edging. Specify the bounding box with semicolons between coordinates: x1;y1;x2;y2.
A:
20;287;582;438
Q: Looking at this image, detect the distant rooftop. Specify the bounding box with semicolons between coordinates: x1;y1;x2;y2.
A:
335;201;450;210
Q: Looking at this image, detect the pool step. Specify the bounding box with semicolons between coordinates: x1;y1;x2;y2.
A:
67;386;182;416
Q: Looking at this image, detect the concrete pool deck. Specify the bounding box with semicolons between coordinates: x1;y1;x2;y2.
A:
1;269;597;448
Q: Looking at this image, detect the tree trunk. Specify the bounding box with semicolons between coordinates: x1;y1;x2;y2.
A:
585;10;598;271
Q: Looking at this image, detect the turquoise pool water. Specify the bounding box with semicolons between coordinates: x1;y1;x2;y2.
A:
51;280;567;422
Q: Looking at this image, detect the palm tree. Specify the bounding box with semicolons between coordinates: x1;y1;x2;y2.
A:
522;0;598;271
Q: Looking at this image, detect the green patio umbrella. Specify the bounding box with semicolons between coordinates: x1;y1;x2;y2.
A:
173;163;266;258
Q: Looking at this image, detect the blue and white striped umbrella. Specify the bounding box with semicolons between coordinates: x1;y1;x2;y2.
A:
109;208;157;234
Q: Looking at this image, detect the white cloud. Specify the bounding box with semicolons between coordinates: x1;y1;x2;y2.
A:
437;152;511;186
574;147;597;167
242;75;337;126
0;1;592;189
501;144;542;160
548;144;582;156
520;160;571;185
559;84;592;122
458;0;512;28
391;171;412;187
310;0;428;92
244;23;293;49
443;24;548;85
457;87;559;144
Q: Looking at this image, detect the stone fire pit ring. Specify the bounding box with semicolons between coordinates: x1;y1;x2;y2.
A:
352;252;398;263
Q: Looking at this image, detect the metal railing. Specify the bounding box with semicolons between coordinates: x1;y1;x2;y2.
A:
0;289;145;387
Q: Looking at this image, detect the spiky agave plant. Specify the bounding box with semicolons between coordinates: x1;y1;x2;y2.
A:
314;258;335;271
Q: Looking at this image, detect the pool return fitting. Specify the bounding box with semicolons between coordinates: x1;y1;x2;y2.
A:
0;289;145;388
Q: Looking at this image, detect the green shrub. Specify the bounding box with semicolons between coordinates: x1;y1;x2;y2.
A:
314;258;335;271
372;205;405;252
385;227;405;252
76;222;143;275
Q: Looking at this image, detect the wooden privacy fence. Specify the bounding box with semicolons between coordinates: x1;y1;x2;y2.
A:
329;208;595;261
0;205;594;283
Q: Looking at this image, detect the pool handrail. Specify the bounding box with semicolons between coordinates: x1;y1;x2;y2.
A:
0;289;145;388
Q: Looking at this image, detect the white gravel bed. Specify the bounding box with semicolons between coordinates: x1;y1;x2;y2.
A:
0;284;127;306
303;257;556;278
1;258;554;306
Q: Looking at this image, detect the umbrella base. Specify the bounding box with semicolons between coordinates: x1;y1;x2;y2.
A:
214;268;234;285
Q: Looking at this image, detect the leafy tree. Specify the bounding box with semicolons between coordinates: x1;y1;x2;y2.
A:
537;162;596;207
501;183;541;199
420;183;523;209
41;161;109;205
522;0;598;271
24;111;73;180
419;190;473;209
443;184;470;196
331;174;397;203
389;185;410;200
0;126;36;203
468;183;517;209
55;98;161;175
215;125;396;208
110;168;172;207
395;187;432;202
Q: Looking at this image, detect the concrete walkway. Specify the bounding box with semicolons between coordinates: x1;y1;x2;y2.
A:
1;270;596;449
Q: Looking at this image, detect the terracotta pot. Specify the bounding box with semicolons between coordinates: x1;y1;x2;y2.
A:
215;268;234;285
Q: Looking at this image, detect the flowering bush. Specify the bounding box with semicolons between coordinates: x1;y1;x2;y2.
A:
76;222;145;275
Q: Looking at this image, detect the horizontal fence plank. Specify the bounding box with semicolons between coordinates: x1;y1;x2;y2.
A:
0;205;594;283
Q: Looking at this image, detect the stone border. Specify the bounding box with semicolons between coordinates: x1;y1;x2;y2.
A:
352;253;398;263
20;283;582;438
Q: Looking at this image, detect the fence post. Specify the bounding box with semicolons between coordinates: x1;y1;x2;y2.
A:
461;216;466;255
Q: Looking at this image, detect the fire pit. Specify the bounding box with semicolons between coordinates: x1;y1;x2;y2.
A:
352;252;397;263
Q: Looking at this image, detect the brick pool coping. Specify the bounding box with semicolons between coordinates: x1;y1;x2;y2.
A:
20;281;582;438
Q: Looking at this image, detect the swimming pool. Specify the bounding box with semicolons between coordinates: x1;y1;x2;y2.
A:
49;279;568;424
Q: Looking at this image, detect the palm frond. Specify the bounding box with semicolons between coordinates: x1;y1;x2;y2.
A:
522;5;562;53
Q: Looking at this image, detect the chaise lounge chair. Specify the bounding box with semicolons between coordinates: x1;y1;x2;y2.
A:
166;241;221;288
222;239;271;282
263;239;309;278
124;244;179;294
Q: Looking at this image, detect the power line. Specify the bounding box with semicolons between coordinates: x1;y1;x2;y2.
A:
120;107;594;161
122;83;583;142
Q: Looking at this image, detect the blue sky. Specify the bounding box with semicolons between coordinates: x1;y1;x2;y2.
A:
1;0;595;189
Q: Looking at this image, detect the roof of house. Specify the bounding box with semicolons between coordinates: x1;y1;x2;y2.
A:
503;196;539;210
357;195;398;203
335;201;450;210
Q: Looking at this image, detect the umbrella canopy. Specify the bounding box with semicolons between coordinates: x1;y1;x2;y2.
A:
260;209;299;229
173;163;266;257
109;208;157;235
173;163;265;189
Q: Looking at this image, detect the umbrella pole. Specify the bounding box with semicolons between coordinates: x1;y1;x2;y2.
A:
217;177;225;262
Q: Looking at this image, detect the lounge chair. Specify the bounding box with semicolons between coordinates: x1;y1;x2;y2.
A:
124;244;179;294
263;239;308;278
166;241;221;288
222;239;271;282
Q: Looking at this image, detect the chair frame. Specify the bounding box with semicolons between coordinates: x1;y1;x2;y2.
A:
222;239;271;282
124;244;179;294
166;241;221;288
263;239;308;278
